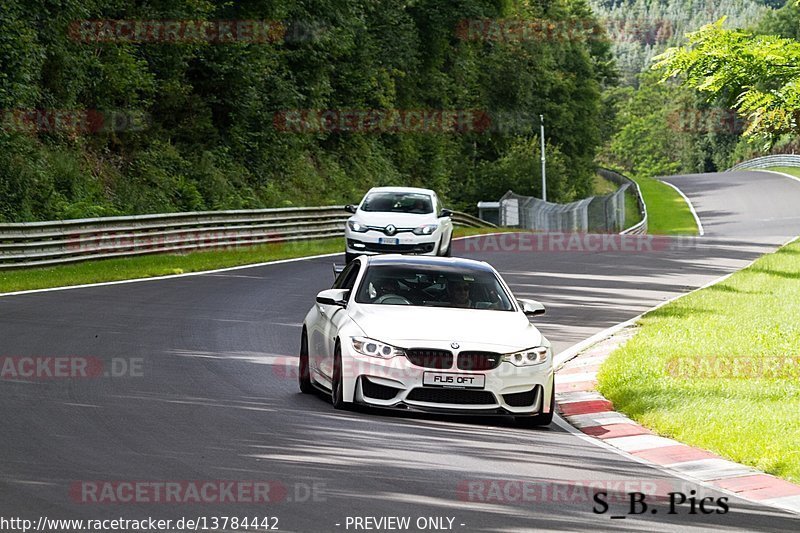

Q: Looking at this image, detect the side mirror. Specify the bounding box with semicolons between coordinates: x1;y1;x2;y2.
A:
344;204;358;214
316;288;350;307
518;299;546;317
439;208;453;218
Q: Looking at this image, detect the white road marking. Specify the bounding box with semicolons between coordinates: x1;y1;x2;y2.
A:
0;232;493;299
660;179;705;236
0;252;342;298
751;168;800;186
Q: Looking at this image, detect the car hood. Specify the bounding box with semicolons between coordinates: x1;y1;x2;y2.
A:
349;305;544;352
351;212;437;227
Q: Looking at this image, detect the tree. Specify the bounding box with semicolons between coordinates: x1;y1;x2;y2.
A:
652;10;800;143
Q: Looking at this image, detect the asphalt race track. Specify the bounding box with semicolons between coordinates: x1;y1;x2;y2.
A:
2;170;800;532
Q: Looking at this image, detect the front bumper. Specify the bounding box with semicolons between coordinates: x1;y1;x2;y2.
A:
346;236;438;256
342;350;554;416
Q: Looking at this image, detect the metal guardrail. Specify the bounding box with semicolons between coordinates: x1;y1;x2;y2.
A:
728;154;800;171
450;211;496;229
0;207;494;269
598;168;648;236
498;168;647;235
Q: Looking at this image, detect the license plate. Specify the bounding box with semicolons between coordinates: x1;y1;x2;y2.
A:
423;372;485;389
379;238;399;245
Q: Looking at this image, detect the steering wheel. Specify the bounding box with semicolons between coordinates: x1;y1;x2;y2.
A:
374;294;412;305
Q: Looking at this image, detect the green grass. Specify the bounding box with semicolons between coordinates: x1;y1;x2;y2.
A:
628;175;699;235
597;238;800;484
0;238;343;294
593;174;619;195
0;227;508;294
592;173;643;231
452;226;516;238
766;166;800;179
623;186;643;231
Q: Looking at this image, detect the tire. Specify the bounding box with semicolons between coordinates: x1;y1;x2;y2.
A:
298;329;314;394
331;343;351;410
515;385;554;428
345;252;358;264
438;235;452;257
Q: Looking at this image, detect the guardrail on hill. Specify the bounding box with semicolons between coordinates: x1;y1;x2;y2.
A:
498;169;647;235
728;154;800;171
0;207;494;269
599;168;648;236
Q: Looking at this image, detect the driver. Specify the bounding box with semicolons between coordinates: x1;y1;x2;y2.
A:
374;278;399;300
447;279;472;308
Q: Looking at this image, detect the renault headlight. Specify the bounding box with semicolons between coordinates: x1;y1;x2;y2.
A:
412;224;437;236
503;346;549;367
348;220;369;233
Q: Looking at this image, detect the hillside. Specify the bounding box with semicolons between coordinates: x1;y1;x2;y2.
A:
589;0;785;84
0;0;611;222
598;0;800;180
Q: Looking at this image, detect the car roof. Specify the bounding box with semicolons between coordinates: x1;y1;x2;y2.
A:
362;254;495;272
365;186;435;196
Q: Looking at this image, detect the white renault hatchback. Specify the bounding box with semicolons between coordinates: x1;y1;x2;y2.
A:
299;255;555;427
344;187;454;263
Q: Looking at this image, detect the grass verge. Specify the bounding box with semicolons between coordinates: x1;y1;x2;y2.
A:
765;166;800;179
628;175;699;235
623;186;642;231
0;226;510;294
594;173;643;231
597;237;800;484
593;174;619;195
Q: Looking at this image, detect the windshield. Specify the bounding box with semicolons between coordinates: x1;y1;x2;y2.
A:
355;264;514;311
360;192;433;214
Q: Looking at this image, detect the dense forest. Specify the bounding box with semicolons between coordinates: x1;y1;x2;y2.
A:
0;0;613;222
597;0;799;178
2;0;797;223
588;0;783;85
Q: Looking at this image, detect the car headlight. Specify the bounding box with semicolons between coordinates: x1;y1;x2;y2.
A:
351;337;405;359
412;224;438;236
503;346;549;367
348;220;369;233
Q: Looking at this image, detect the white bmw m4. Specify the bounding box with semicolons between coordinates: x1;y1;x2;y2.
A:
299;254;555;426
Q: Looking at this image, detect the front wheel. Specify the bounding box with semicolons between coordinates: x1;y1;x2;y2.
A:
515;386;554;428
298;330;314;394
345;251;358;264
331;343;352;410
439;235;452;257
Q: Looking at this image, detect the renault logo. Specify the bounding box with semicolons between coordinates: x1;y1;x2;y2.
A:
451;342;460;350
384;224;397;236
